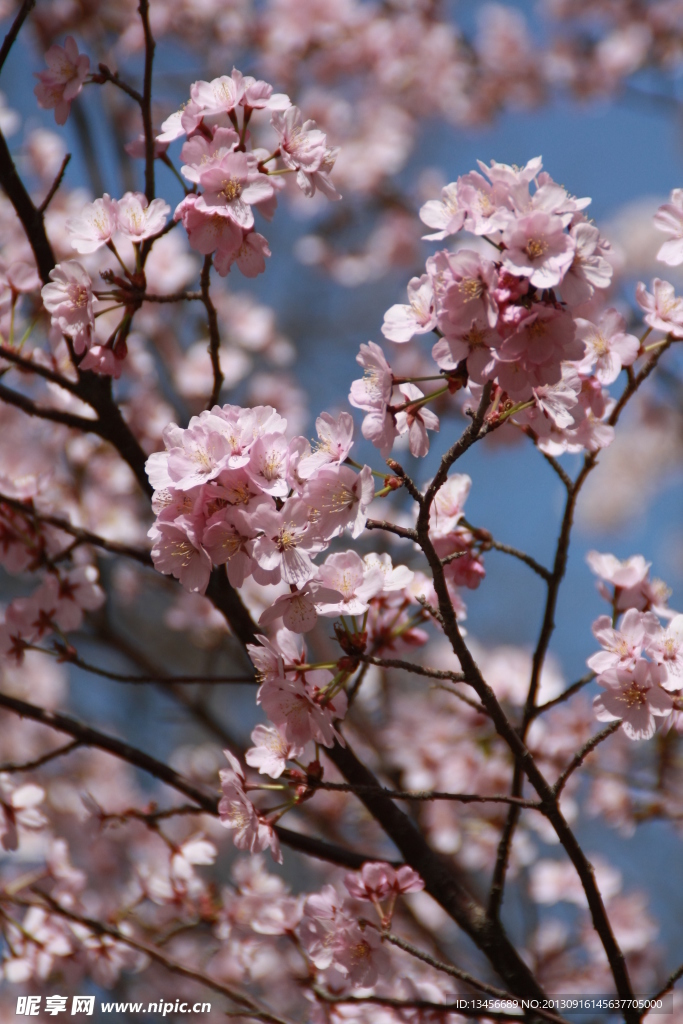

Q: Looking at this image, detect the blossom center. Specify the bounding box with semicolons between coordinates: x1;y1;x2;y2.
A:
525;237;548;260
221;177;243;201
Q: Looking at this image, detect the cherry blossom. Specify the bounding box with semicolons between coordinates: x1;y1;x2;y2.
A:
66;195;119;254
258;671;348;748
115;192;171;242
636;278;683;337
41;261;94;352
594;660;673;740
245;724;304;778
218;751;282;862
654;189;683;266
501;211;576;288
34;37;89;125
0;775;46;851
382;275;437;342
575;309;640;385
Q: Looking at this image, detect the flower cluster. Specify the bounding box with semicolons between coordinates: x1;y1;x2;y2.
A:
349;156;643;459
588;551;681;740
166;69;340;276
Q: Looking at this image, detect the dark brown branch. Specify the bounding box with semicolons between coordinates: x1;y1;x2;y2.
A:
408;396;638;1017
304;778;541;808
11;893;293;1024
553;722;621;796
94;64;143;104
0;129;56;282
0;491;152;565
538;448;573;491
0;381;99;432
138;0;156;201
0;343;81;393
0;688;385;871
365;517;417;541
491;340;675;927
421;383;493;515
200;254;223;408
64;650;256;686
0;739;80;773
37;153;71;214
650;961;683;1002
141;290;202;303
359;654;464;683
0;0;34;75
485;539;552;582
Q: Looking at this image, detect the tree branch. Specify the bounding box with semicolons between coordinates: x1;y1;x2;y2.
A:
10;893;294;1024
553;722;621;796
0;0;34;75
0;688;386;871
200;254;223;408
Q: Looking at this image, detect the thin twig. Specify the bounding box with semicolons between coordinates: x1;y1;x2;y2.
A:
0;740;80;774
531;673;595;719
305;779;542;808
0;381;99;431
0;344;82;393
649;961;683;1003
553;722;621;797
485;539;552;583
359;654;464;682
37;153;71;213
0;688;390;871
10;893;294;1024
0;491;152;564
64;650;256;686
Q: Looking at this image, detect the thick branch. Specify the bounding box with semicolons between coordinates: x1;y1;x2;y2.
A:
0;0;34;74
200;255;223;408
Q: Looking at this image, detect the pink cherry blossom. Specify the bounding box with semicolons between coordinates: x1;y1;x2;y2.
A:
382;274;437;343
196;153;274;229
258;671;347;747
315;550;384;616
594;660;673;740
218;751;282;862
636;278;683;337
419;182;466;240
588;609;655;675
653;189;683;266
149;520;212;594
344;861;424;901
34;37;90;125
645;615;683;689
251;499;323;585
297;411;354;479
575;309;640;385
259;580;341;633
67;195;118;254
501;210;576;288
0;775;46;852
116;192;171;242
245;724;304;778
41;261;94;352
349;341;393;411
561;221;613;306
213;231;271;278
303;463;374;540
395;382;440;457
